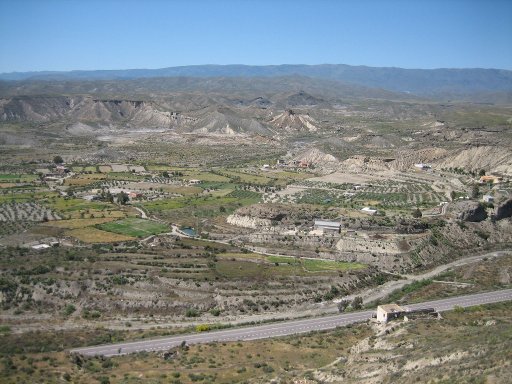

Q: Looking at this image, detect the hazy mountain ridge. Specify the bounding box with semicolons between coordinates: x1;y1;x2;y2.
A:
2;64;512;101
0;75;413;102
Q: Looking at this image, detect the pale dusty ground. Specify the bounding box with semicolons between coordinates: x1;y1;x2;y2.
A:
309;171;386;184
275;185;307;197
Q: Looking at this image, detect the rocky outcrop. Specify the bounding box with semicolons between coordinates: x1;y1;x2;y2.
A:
392;148;449;171
187;108;270;135
232;203;327;227
340;155;392;173
269;109;320;132
294;147;338;165
336;234;419;255
0;96;173;127
451;201;487;222
235;204;289;220
0;96;72;121
226;214;272;229
494;198;512;220
436;146;512;175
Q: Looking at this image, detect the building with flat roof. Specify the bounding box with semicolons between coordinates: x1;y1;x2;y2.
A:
361;207;378;215
313;220;342;233
482;195;494;203
479;175;503;184
376;304;405;323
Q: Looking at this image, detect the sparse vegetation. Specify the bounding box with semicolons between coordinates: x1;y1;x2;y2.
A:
1;54;512;384
97;218;169;238
1;303;510;383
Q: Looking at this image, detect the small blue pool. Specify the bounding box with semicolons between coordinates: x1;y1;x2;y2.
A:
181;227;197;237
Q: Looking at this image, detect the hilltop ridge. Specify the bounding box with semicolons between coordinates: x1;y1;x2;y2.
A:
2;64;512;102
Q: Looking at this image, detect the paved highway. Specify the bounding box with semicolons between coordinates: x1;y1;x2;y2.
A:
70;288;512;357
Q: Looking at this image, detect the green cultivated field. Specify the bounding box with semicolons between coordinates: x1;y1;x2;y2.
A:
267;256;366;272
0;174;38;182
303;258;366;272
97;218;169;237
66;227;135;243
216;255;367;278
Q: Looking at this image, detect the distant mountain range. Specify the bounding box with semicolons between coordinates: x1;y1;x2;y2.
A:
1;64;512;102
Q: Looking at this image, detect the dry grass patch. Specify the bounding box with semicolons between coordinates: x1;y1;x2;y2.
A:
161;186;202;195
97;218;169;238
271;170;313;182
66;227;135;243
216;252;266;261
182;172;231;182
98;165;112;173
303;259;367;272
209;188;234;197
64;174;107;186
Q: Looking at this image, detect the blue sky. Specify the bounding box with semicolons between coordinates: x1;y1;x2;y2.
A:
0;0;511;73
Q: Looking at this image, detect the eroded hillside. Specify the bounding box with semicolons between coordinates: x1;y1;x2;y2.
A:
0;73;511;383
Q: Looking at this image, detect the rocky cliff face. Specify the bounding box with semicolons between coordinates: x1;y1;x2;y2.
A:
269;109;320;132
450;201;488;222
335;146;512;175
436;146;512;175
0;96;173;127
391;148;449;171
0;96;72;121
494;198;512;220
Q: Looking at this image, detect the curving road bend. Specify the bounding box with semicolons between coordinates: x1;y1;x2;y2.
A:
70;288;512;357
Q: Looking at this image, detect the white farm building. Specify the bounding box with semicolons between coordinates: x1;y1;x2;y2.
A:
314;220;342;233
